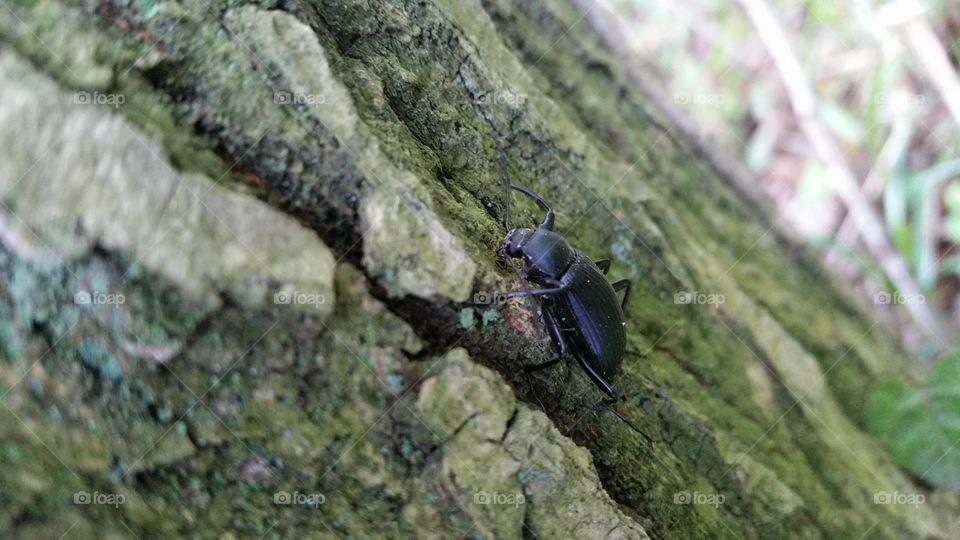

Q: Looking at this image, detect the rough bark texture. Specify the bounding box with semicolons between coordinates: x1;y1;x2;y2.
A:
0;1;956;538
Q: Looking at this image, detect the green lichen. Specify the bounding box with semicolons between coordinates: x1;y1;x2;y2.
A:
481;308;501;326
460;307;476;329
0;51;337;319
228;6;477;303
417;350;647;539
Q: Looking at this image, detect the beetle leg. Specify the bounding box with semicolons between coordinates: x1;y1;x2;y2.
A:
496;283;570;300
525;358;562;372
594;259;611;274
541;307;568;357
610;278;631;311
524;309;570;411
509;184;555;230
573;351;650;440
571;350;618;400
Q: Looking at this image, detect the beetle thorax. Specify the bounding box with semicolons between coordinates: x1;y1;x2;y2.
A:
500;228;575;281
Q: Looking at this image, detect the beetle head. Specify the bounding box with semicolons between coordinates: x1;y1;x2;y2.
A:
497;228;533;259
498;227;575;281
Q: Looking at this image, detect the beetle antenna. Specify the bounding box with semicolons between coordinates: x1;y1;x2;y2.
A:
490;132;532;298
492;134;512;232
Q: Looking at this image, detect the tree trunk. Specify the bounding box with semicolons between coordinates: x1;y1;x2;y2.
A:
0;0;954;538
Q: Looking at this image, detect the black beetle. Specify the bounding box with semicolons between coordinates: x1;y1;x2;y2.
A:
492;148;645;436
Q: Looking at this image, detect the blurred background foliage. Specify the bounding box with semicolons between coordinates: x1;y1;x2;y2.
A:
608;0;960;489
867;351;960;491
612;0;960;353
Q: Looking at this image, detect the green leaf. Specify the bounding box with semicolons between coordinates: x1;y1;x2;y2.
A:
944;182;960;243
911;160;960;287
890;223;913;267
866;353;960;490
803;0;839;25
884;171;908;233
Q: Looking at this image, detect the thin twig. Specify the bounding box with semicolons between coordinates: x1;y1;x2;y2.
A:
878;0;960;129
826;115;912;269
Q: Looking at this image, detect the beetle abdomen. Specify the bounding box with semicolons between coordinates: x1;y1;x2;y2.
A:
550;254;626;379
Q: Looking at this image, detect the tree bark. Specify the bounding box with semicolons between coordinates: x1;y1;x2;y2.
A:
0;0;955;538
